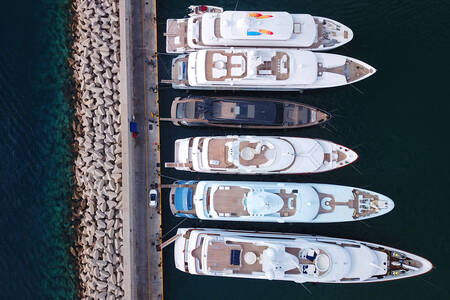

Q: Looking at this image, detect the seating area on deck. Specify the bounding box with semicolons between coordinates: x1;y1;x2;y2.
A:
207;138;237;168
206;138;276;169
206;241;243;272
314;187;387;220
238;140;273;167
165;19;189;52
205;51;247;81
206;240;267;274
276;189;297;217
253;51;290;80
284;247;330;276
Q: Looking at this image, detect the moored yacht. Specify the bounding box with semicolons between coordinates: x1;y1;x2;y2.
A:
166;7;353;53
169;181;394;222
174;228;433;283
166;48;375;90
165;135;358;174
169;96;331;129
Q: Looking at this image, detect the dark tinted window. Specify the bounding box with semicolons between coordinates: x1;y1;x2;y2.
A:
208;100;284;125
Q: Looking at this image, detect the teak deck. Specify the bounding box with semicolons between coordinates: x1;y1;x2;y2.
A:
207;138;237;168
238;141;269;166
212;186;250;216
209;186;296;217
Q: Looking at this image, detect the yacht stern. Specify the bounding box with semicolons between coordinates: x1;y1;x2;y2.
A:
174;229;188;272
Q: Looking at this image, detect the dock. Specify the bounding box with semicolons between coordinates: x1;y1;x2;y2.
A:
120;0;163;299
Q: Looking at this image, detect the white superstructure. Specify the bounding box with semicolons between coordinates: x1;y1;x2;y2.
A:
166;9;353;53
174;228;433;283
165;135;358;174
168;48;375;90
169;181;394;223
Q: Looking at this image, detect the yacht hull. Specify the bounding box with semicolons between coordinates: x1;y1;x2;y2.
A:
168;50;376;90
174;228;433;283
166;136;358;174
170;96;331;129
169;181;395;223
165;11;353;53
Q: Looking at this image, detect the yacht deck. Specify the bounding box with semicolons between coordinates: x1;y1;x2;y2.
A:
205;50;248;81
166;15;350;52
318;59;372;83
207;138;237;168
205;240;267;274
209;186;297;217
211;186;250;216
204;50;290;82
238;141;270;166
285;247;329;276
166;19;189;52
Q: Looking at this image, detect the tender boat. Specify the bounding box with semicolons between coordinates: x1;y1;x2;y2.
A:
169;180;394;222
165;48;375;90
169;96;331;129
165;135;358;174
174;228;433;283
165;8;353;53
187;5;223;17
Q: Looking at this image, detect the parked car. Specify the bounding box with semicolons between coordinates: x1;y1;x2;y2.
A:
149;189;158;207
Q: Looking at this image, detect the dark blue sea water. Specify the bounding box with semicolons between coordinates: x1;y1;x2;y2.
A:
0;0;76;299
156;1;450;300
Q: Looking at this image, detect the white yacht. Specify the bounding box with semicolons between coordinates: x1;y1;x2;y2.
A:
166;48;375;90
169;181;394;223
174;228;433;283
165;135;358;174
165;7;353;53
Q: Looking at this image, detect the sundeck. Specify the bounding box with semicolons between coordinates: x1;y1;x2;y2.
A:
169;96;330;129
174;228;433;283
165;135;358;174
169;181;394;222
166;48;375;90
165;7;353;53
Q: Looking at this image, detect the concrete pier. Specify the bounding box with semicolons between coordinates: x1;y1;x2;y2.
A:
71;0;163;299
121;0;163;299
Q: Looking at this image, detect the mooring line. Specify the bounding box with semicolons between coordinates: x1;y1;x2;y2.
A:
162;218;189;239
350;84;364;95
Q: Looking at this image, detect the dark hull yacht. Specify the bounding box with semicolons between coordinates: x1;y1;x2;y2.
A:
168;96;331;129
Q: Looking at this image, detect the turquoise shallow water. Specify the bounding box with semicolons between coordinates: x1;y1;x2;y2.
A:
0;0;77;299
156;0;450;299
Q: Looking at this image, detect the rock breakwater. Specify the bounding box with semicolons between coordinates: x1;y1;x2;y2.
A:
70;0;124;298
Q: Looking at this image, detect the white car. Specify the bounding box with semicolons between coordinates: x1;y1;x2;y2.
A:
149;189;158;207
